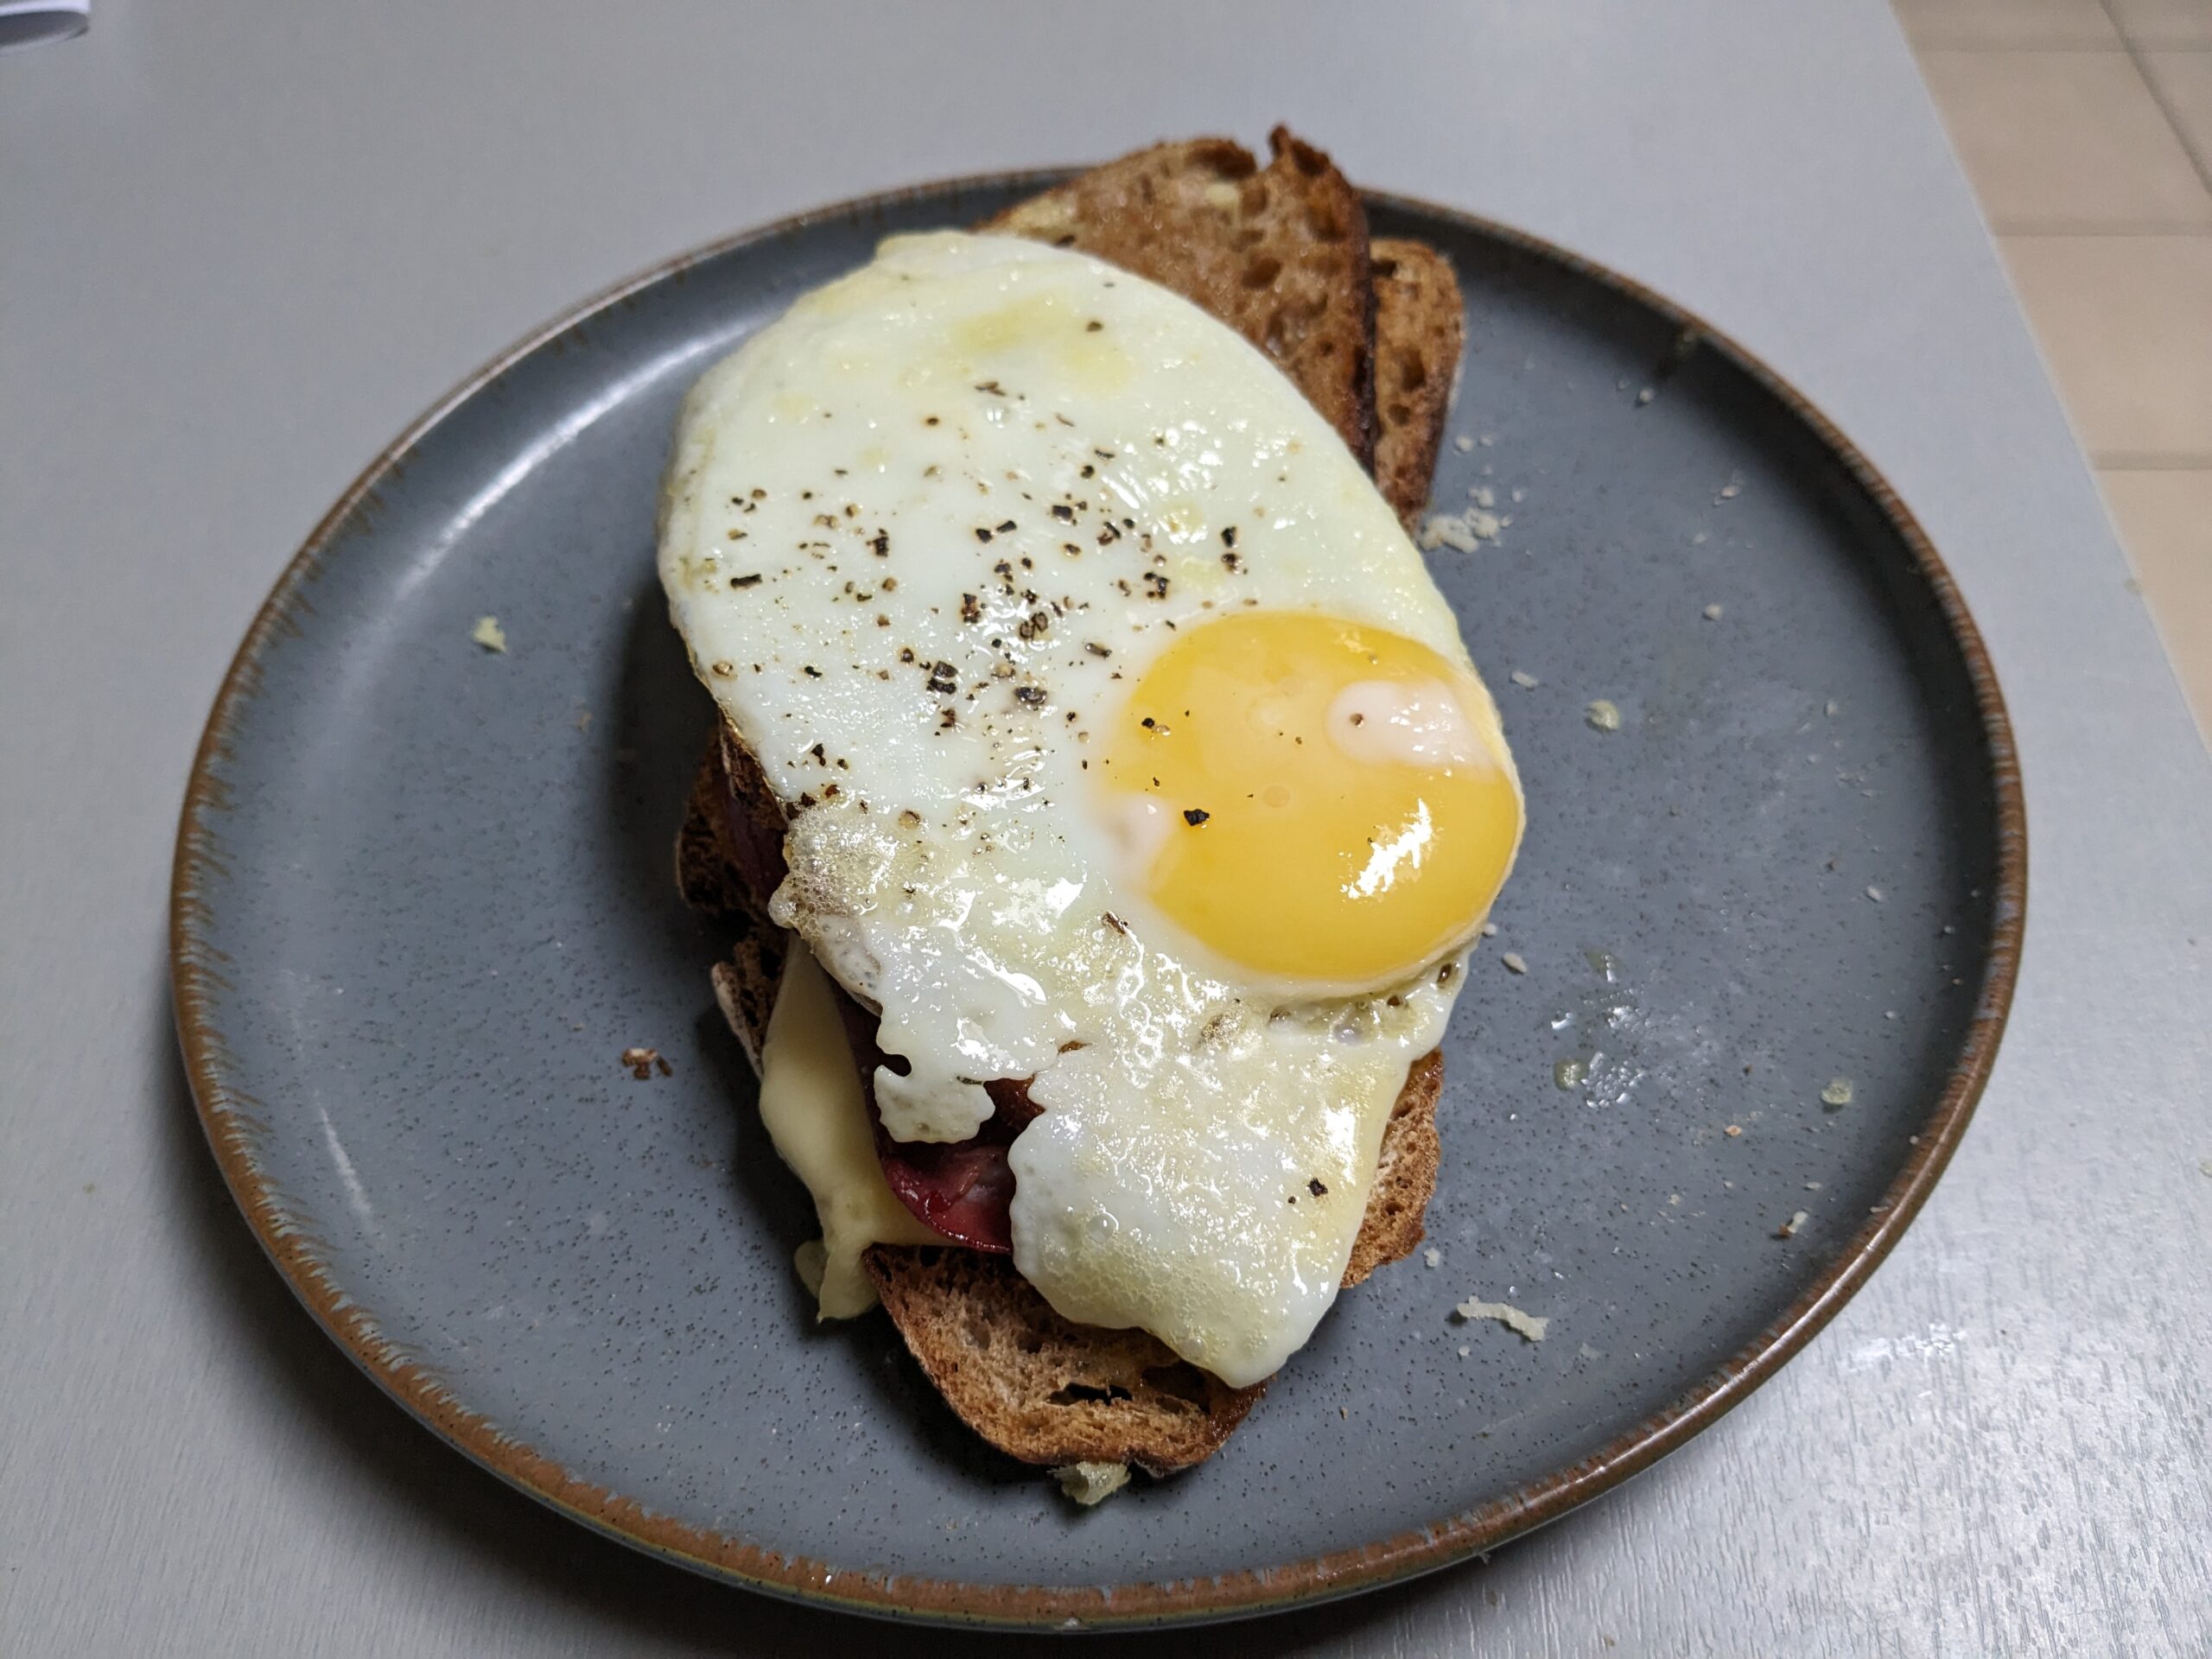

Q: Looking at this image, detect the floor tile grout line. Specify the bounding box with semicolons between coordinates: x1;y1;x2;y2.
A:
1990;221;2212;235
1904;37;2129;52
2098;0;2212;194
1998;228;2212;241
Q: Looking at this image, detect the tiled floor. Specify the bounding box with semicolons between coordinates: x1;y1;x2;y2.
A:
1898;0;2212;738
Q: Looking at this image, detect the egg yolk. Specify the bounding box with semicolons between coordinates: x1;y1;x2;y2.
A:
1099;612;1522;987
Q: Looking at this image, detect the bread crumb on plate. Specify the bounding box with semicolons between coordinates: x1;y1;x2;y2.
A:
1453;1298;1548;1343
1052;1461;1132;1506
471;615;507;652
620;1046;669;1079
1417;506;1502;552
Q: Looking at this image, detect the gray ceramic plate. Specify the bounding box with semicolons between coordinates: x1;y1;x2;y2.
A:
173;177;2023;1630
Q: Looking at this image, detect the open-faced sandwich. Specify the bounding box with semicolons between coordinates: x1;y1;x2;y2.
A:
659;130;1522;1494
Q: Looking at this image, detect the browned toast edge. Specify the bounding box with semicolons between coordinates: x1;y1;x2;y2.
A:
861;1245;1269;1477
983;127;1376;471
1371;237;1465;531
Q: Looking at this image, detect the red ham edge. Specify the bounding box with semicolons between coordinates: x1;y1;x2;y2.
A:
721;773;1022;1252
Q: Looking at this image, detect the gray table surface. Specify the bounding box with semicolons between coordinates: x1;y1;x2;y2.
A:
4;3;2209;1654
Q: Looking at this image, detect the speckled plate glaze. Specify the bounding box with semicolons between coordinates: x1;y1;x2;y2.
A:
173;176;2023;1630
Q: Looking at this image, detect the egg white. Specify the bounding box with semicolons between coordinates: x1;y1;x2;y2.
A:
660;232;1492;1386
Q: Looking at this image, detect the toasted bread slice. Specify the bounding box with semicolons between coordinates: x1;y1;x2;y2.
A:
985;127;1376;470
1371;238;1465;531
676;744;1442;1470
674;135;1466;1475
861;1051;1441;1473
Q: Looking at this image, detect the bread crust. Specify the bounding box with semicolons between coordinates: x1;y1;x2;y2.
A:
984;128;1376;471
861;1245;1268;1476
1371;237;1466;531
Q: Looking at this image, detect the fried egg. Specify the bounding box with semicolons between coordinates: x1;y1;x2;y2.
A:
660;231;1522;1386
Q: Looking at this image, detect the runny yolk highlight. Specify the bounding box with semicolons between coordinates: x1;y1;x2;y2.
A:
1099;612;1522;986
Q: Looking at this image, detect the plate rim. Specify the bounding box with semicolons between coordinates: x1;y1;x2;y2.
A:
169;170;2027;1630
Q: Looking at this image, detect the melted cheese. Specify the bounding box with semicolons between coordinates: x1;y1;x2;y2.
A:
756;943;945;1318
